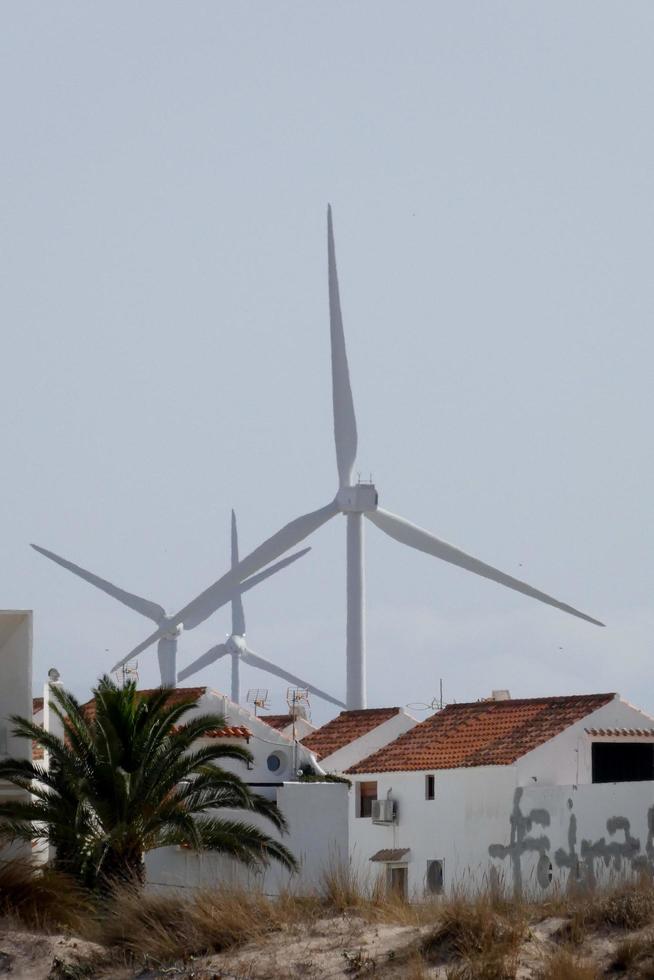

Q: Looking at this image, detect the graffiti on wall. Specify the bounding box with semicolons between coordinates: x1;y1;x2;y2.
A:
489;788;654;893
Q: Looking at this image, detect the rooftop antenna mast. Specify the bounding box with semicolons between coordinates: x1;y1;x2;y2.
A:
246;688;270;717
407;679;446;714
113;660;139;687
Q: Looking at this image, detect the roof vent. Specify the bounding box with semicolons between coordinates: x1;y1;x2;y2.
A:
491;689;511;701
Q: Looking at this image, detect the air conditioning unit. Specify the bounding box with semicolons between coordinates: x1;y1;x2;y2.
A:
372;798;397;824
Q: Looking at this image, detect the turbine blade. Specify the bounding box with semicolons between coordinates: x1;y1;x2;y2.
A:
177;643;229;683
31;544;166;623
367;508;605;627
328;204;358;488
111;500;338;671
237;547;311;600
231;510;246;636
241;645;346;708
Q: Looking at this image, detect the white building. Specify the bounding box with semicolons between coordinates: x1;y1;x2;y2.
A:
346;692;654;898
0;611;33;857
137;687;348;894
0;611;32;759
301;706;418;774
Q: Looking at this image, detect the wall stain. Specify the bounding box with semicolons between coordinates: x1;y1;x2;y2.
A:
490;796;654;894
488;788;551;895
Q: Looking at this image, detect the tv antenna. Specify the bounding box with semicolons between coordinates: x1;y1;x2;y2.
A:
113;660;139;687
246;688;270;716
407;679;446;713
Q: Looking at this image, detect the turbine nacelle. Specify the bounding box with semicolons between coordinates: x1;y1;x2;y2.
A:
161;620;183;640
226;633;247;656
336;483;378;514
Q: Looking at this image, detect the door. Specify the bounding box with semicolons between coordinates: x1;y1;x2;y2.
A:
388;865;408;900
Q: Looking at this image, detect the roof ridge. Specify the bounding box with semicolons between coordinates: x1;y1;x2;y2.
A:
444;693;616;710
346;692;615;774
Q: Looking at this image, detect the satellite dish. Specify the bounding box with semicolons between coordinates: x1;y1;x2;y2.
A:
47;667;60;682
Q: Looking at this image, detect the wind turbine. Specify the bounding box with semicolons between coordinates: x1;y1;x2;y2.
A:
31;532;310;687
113;206;604;708
178;511;345;709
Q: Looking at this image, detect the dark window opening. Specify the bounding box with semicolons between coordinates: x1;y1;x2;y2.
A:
426;860;443;895
425;774;435;800
592;742;654;783
357;781;378;817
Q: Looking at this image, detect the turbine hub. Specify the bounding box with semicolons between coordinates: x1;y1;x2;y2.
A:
336;482;378;514
161;619;183;640
226;634;246;655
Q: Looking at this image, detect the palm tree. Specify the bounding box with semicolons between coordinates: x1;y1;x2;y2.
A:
0;676;297;889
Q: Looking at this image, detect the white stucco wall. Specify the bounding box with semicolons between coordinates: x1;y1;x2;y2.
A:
145;780;348;895
320;709;418;774
0;611;33;859
0;612;32;767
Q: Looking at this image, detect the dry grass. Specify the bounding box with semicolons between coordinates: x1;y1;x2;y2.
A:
550;880;654;945
421;894;524;979
0;857;89;932
534;948;600;980
91;884;292;961
8;853;654;976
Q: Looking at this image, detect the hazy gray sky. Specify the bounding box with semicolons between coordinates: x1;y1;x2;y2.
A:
2;2;653;724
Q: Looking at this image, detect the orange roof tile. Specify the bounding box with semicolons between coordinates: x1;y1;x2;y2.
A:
203;726;250;740
263;714;293;731
585;727;654;737
32;697;44;715
347;694;615;774
301;708;401;761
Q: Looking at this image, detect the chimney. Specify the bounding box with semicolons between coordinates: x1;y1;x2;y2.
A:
491;689;511;701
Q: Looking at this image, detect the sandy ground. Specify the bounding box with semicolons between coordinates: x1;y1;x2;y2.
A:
0;912;643;979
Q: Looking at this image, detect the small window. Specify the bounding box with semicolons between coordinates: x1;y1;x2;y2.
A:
592;742;654;783
267;752;283;772
426;860;443;895
425;774;435;800
357;781;378;818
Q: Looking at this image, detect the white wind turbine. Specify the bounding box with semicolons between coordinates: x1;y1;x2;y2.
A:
113;206;604;708
31;527;311;687
178;510;345;708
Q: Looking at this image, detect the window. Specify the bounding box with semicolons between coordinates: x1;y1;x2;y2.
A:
426;860;443;895
592;742;654;784
425;774;435;800
267;752;283;773
357;781;378;817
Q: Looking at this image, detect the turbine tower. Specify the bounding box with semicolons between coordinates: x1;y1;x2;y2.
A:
113;206;604;707
32;531;310;687
178;511;345;709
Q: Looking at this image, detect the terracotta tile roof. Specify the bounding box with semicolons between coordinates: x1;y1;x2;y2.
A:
347;694;616;774
370;848;410;863
586;727;654;737
33;697;44;714
202;726;250;740
301;707;401;761
263;714;293;731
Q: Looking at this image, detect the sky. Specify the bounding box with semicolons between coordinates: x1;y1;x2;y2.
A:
1;2;653;726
